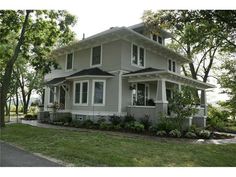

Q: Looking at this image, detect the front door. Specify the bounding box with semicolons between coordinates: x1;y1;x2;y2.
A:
59;86;66;110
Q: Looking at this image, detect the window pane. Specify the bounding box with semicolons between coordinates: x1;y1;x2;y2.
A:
67;53;73;69
158;36;163;44
168;60;172;71
139;47;144;66
92;46;101;65
152;34;157;41
82;82;88;104
173;61;176;72
94;82;104;104
75;83;80;104
132;44;138;65
137;84;145;106
49;88;54;103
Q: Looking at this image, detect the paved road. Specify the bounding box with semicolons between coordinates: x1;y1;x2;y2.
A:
0;141;63;167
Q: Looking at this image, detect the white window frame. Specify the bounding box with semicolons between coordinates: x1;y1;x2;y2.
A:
131;83;149;106
73;80;89;106
90;45;102;67
65;52;74;71
92;80;106;106
131;43;145;68
167;59;176;72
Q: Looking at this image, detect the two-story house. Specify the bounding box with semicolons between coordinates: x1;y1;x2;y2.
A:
42;23;215;127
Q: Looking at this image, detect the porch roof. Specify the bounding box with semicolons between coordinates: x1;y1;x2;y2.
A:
66;67;114;80
123;68;215;89
45;77;66;86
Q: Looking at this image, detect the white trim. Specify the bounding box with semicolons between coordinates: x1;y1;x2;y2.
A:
71;110;127;116
90;45;102;68
66;75;113;80
65;52;74;71
118;71;123;114
131;43;145;68
128;105;156;108
92;79;106;106
73;80;89;106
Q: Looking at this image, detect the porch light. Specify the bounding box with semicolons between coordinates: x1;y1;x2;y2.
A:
132;89;136;94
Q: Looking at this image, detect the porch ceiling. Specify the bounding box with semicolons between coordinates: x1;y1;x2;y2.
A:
123;70;215;89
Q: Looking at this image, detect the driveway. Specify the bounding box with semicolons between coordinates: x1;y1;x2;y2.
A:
0;141;63;167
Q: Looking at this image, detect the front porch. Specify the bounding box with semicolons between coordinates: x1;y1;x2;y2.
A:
123;69;215;127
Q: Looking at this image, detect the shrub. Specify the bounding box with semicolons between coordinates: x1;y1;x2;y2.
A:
157;118;178;132
156;130;167;136
113;124;122;130
185;132;197;138
83;119;94;128
71;120;83;128
140;116;151;130
198;130;211;139
109;115;122;125
169;129;182;138
24;114;37;120
148;125;158;134
97;118;106;125
99;122;112;130
133;121;145;133
124;121;144;133
123;115;135;123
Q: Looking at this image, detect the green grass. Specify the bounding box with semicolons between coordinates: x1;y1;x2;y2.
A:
1;124;236;167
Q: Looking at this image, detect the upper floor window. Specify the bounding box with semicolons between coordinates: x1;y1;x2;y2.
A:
132;44;145;67
66;52;73;70
151;34;163;45
168;59;176;72
158;36;163;45
91;45;102;66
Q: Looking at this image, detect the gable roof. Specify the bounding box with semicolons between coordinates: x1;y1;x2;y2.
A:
66;67;114;79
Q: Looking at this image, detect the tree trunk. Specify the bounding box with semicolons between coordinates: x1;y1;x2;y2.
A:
0;10;31;128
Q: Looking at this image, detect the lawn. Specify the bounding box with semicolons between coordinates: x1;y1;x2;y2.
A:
1;124;236;167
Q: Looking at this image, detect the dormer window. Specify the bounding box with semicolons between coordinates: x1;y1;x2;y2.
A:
66;52;73;70
91;45;102;67
132;44;145;67
168;59;176;72
158;36;163;44
151;34;164;45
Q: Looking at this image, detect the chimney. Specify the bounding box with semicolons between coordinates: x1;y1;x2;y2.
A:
82;33;85;40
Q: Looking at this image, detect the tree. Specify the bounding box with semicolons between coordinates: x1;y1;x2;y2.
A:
142;10;236;100
218;56;236;120
0;10;77;127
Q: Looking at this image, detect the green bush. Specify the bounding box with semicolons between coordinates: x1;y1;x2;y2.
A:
140;116;151;130
123;115;135;123
156;130;167;136
70;120;83;128
83;119;94;128
113;124;122;130
124;121;144;133
109;115;122;125
185;132;197;138
99;122;112;130
169;129;182;138
198;130;211;139
54;116;72;123
97;118;106;125
24;114;37;120
157;118;178;132
148;125;158;134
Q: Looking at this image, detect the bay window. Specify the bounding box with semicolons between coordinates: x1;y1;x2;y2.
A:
92;80;106;106
74;81;89;105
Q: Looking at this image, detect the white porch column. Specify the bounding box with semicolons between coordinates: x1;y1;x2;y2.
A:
155;79;168;121
201;89;207;116
178;84;182;92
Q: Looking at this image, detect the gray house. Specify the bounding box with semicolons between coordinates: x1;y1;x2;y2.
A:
42;23;214;127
